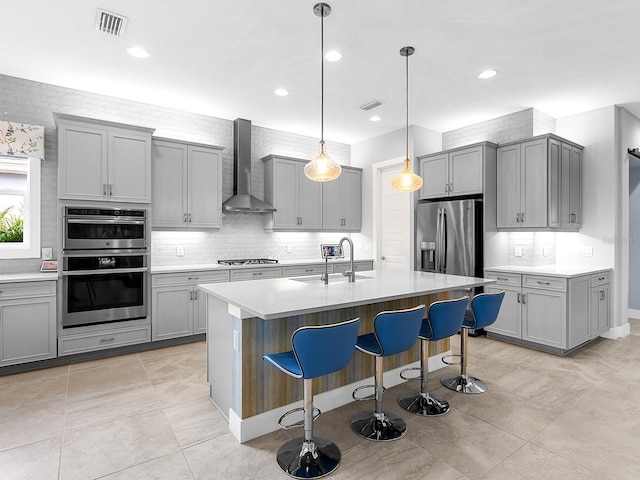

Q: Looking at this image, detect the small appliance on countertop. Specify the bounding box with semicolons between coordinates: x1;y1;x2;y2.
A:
217;258;279;266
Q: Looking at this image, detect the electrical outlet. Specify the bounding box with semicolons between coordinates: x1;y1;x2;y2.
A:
515;246;523;257
286;244;293;253
364;244;372;252
577;246;593;257
176;246;184;256
41;247;53;260
542;246;548;257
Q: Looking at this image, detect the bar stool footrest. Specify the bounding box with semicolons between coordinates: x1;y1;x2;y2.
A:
352;384;384;402
399;366;422;381
440;373;487;394
276;437;341;479
441;353;462;367
278;406;322;429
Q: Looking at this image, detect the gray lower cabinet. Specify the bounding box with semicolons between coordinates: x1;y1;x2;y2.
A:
151;270;229;340
484;269;610;354
0;281;56;366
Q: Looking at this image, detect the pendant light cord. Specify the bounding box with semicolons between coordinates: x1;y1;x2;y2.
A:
320;6;325;145
405;51;409;161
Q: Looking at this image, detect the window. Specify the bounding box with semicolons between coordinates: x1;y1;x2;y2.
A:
0;155;40;259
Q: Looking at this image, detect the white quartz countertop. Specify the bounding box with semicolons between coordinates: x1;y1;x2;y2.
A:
485;264;612;278
151;258;374;274
199;270;494;320
0;272;58;283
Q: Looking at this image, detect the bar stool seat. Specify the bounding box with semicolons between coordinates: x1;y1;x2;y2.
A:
350;304;425;441
398;296;469;416
441;291;505;394
263;317;360;479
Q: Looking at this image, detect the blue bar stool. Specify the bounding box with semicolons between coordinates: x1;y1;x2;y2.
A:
398;296;469;416
441;291;505;394
350;304;425;441
263;317;360;479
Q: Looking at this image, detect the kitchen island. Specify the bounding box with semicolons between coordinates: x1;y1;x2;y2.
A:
200;269;494;442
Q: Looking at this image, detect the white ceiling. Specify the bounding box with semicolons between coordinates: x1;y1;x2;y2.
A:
3;1;640;144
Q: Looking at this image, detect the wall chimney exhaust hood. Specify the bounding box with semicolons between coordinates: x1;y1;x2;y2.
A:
222;118;276;213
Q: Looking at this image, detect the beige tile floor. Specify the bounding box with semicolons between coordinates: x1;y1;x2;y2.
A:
1;319;639;480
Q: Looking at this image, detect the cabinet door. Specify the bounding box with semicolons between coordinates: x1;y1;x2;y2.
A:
567;146;582;228
299;168;323;229
548;138;562;227
194;288;207;334
152;141;188;227
590;285;610;337
419;154;448;200
496;144;521;227
58;124;108;200
484;284;522;338
449;146;483;196
109;132;152;203
522;288;566;348
188;145;222;228
322;175;343;229
151;286;193;341
271;159;301;229
0;298;56;366
520;139;548;227
340;168;362;230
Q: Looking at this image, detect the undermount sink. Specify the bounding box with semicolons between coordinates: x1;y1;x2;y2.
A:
291;274;371;284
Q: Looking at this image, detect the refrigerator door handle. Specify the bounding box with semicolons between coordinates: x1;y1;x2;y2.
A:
441;208;447;272
434;208;441;272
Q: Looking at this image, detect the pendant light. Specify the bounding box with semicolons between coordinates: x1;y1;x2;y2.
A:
304;3;342;182
391;46;423;192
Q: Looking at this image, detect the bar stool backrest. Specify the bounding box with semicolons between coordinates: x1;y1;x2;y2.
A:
292;317;360;380
373;305;426;357
468;291;505;329
426;296;469;340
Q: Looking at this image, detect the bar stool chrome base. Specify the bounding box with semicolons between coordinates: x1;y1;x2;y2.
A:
398;392;450;416
440;373;487;394
350;410;407;441
276;437;341;479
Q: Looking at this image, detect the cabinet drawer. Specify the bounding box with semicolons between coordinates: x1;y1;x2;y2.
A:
590;271;610;286
0;281;56;300
522;275;567;291
282;265;326;277
152;270;229;286
484;271;521;286
58;325;151;356
333;261;373;273
230;267;282;282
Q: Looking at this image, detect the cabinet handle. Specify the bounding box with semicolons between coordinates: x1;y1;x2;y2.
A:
570;213;576;223
253;272;262;276
516;213;520;223
188;213;192;223
184;213;188;223
194;290;198;300
496;276;508;281
305;269;313;272
99;337;115;343
598;276;605;281
109;184;113;196
537;281;551;285
187;276;199;280
522;293;526;304
103;184;107;195
189;291;193;300
600;291;606;301
517;293;521;303
521;212;525;223
445;183;449;193
449;182;453;192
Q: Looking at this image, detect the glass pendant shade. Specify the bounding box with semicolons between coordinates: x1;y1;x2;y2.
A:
304;140;342;181
392;158;423;192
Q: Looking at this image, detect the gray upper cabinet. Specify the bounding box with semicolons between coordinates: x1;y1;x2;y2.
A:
418;144;492;200
322;166;362;231
152;138;223;229
55;113;154;203
497;134;582;230
263;155;323;230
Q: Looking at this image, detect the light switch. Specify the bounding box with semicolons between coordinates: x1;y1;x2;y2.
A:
177;246;184;256
41;247;53;260
286;244;293;253
515;246;523;257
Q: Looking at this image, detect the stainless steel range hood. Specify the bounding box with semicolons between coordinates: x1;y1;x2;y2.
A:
222;118;276;213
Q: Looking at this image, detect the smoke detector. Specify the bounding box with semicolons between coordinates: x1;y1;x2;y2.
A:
95;8;128;37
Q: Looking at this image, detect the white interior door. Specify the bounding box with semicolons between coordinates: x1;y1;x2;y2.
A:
376;162;412;270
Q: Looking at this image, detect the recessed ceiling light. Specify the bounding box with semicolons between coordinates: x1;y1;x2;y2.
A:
127;46;150;58
274;88;290;97
369;115;381;122
325;50;342;62
478;69;498;79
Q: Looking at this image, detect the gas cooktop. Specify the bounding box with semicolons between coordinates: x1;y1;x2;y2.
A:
217;258;279;266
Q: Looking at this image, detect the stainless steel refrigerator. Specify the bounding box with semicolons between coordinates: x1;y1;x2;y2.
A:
416;198;483;278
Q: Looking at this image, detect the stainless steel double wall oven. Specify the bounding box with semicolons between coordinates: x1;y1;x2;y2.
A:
62;207;149;328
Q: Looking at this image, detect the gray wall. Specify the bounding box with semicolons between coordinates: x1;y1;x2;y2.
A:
0;74;351;273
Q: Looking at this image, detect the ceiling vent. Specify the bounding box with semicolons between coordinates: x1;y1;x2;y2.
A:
95;8;128;37
359;100;383;111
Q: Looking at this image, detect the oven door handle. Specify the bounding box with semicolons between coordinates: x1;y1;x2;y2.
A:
66;218;146;225
63;267;149;276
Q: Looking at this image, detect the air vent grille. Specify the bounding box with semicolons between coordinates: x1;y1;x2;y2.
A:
360;100;383;111
95;9;128;37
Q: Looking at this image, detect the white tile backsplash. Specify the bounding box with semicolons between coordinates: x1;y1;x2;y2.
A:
507;231;556;266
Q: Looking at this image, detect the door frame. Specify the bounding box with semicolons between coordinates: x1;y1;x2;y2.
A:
372;157;415;271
